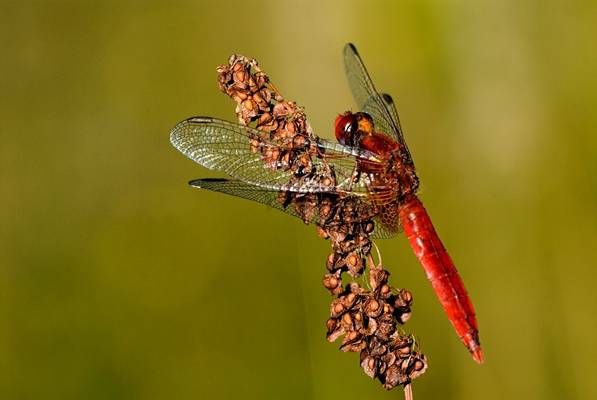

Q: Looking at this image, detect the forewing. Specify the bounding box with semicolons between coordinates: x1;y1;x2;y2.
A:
343;43;412;163
170;116;386;194
343;43;380;112
191;178;398;239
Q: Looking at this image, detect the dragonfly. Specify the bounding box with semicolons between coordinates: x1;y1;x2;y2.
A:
170;43;483;363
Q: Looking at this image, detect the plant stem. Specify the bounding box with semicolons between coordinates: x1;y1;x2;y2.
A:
404;383;413;400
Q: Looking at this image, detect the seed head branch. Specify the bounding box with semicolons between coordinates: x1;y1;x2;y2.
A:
216;54;427;392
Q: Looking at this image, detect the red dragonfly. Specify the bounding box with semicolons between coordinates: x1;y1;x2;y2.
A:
170;43;483;363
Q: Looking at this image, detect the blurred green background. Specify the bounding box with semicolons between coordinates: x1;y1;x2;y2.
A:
1;1;596;399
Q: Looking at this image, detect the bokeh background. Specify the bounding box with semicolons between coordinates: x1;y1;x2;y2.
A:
1;1;596;399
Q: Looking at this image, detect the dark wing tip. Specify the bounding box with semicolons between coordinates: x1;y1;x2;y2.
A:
185;116;214;124
344;43;358;54
381;93;394;103
171;115;214;131
188;178;229;188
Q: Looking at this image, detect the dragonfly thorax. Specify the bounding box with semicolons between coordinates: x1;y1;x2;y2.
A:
335;111;418;201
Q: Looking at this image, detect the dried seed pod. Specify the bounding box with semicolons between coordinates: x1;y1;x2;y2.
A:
248;76;257;92
341;311;353;326
231;60;243;71
242;98;255;111
233;90;248;102
273;102;289;118
346;252;361;269
259;87;272;103
360;353;378;379
217;64;230;78
326;252;336;269
345;253;365;277
382;362;393;377
397;345;411;356
413;359;425;372
396;311;411;324
327;228;347;244
233;68;246;85
382;365;403;390
342;291;359;309
364;297;383;318
296;196;317;223
254;72;268;89
383;303;393;315
375;314;397;341
353;310;365;331
393;289;413;323
322;273;342;294
400;289;413;304
317;226;329;239
239;106;257;123
364;315;378;335
409;355;427;379
259;117;278;132
382;351;397;369
348;281;363;295
326;318;345;342
326;252;345;272
257;112;272;125
380;284;392;298
369;341;388;358
354;310;362;322
392;337;413;355
353;234;372;254
340;330;366;352
286;120;296;133
369;267;390;291
252;91;266;108
399;358;411;372
330;299;345;318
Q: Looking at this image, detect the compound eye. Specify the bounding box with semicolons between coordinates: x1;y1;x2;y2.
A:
335;112;357;146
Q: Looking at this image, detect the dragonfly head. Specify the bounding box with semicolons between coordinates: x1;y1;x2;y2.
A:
335;111;374;147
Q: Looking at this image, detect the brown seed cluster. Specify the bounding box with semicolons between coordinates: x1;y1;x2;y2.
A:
217;54;314;176
216;54;427;390
324;265;427;389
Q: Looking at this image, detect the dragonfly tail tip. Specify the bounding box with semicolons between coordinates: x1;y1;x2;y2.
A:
472;348;484;364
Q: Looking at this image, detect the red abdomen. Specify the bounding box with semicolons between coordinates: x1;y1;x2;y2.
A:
399;196;483;363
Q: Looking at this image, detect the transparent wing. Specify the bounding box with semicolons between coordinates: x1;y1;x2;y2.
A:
343;43;413;163
191;178;398;239
343;43;380;112
380;93;402;133
170;116;389;195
